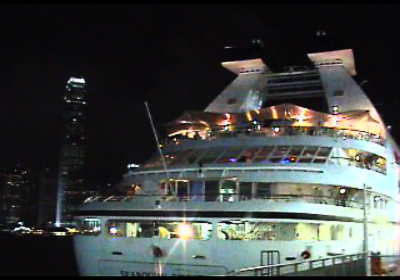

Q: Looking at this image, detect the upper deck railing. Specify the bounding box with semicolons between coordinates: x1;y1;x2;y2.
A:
82;193;366;211
164;125;384;147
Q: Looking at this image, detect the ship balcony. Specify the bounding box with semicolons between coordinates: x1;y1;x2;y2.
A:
164;125;384;148
81;192;371;217
163;193;365;210
145;139;387;176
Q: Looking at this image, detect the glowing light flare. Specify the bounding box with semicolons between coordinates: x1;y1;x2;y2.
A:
109;226;118;235
246;112;252;122
325;115;341;128
219;113;231;126
273;126;280;133
298;108;308;125
332;106;340;114
289;156;297;163
68;77;86;84
177;223;193;240
168;129;195;137
271;107;278;119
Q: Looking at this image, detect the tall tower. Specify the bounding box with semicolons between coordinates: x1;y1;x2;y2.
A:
56;77;87;226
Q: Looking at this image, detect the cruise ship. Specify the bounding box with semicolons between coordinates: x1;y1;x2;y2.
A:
72;43;400;276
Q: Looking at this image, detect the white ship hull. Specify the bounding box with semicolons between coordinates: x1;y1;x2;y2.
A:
72;46;400;276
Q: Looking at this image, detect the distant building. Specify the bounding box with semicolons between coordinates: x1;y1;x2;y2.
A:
56;77;88;225
0;165;37;228
37;168;58;228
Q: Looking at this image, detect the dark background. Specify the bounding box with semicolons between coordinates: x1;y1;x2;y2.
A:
1;4;399;188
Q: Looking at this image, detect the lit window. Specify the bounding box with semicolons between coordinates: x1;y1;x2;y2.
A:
106;220;212;240
76;218;101;236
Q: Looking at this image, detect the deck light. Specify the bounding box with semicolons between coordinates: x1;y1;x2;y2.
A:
355;154;361;162
109;226;118;235
339;188;346;194
332;106;340;114
374;196;380;202
177;223;193;240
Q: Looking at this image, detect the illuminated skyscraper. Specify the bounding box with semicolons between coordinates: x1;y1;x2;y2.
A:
56;77;87;226
0;165;34;227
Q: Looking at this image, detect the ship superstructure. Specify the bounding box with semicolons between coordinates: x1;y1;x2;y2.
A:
72;47;400;276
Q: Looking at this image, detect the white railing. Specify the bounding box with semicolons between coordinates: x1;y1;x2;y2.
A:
165;125;385;147
217;253;366;276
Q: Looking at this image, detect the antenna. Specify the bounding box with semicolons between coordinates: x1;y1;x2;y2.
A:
144;102;175;198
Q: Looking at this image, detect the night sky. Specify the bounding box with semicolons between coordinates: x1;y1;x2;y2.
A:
1;4;400;188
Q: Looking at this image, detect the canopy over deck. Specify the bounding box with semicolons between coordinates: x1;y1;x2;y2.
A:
162;103;383;136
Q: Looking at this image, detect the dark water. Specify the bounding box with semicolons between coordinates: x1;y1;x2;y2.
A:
0;232;79;276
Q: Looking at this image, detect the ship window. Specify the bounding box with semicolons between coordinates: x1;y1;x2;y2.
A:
227;98;238;104
333;90;344;97
168;149;194;165
316;147;332;157
296;223;319;241
318;224;331;241
77;218;101;236
313;158;327;164
177;180;189;201
220;180;237;202
239;182;253;200
302;147;318;157
108;221;127;237
255;182;271;198
272;146;290;157
160;181;167;197
239;148;260;163
330;224;346;240
269;157;283;163
288;146;304;156
198;147;227;164
217;147;245;163
205;180;219;201
253;146;274;163
186;149;206;164
107;220;212;240
298;158;313;163
189;180;203;201
217;221;297;240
